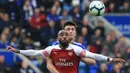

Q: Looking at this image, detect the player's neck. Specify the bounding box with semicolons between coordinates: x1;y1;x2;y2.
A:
70;38;75;43
70;40;73;44
70;39;75;44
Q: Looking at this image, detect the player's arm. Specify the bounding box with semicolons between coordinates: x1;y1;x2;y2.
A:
46;57;59;73
79;44;96;65
75;46;125;63
80;57;96;65
6;46;45;58
81;50;125;63
77;44;96;65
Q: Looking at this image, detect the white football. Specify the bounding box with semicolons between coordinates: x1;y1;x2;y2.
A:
89;1;105;16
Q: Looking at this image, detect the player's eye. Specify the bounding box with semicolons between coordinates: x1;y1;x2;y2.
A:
65;32;69;36
60;33;64;36
65;33;69;36
71;28;75;31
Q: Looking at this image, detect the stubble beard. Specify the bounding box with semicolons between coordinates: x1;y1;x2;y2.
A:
59;40;69;49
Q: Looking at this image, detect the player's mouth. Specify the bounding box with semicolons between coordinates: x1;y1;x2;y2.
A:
62;39;67;43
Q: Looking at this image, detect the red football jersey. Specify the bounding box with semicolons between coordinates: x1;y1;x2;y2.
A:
43;44;84;73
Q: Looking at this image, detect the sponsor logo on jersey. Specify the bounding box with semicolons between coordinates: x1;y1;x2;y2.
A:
55;58;74;66
53;52;57;55
55;62;74;66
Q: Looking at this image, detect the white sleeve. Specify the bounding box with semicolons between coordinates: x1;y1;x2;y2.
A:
73;45;112;62
42;46;53;57
20;50;45;58
84;50;112;61
20;46;53;58
74;46;86;56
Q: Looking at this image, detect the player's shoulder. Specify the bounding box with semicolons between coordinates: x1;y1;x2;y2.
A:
73;42;82;45
69;44;83;49
69;44;84;53
52;41;59;46
45;45;59;49
73;42;85;49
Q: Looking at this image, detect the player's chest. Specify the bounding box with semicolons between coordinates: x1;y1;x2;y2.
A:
50;49;77;61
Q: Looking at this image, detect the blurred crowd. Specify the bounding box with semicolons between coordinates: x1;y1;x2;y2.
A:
0;0;130;73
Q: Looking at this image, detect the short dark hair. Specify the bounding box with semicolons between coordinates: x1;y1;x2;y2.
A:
63;21;77;29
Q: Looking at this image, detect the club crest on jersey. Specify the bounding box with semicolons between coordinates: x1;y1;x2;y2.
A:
68;52;73;56
53;52;57;55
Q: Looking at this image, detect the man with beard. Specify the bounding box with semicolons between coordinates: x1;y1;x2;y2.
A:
6;30;125;73
52;21;96;64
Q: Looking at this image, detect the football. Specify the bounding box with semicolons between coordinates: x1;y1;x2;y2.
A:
89;1;105;16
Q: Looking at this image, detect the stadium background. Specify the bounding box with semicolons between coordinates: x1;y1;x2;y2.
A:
0;0;130;73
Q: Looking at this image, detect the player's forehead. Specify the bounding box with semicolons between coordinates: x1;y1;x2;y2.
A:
64;25;76;29
58;30;69;35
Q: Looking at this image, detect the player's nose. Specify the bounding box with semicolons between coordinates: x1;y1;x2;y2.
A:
63;35;66;38
69;30;73;33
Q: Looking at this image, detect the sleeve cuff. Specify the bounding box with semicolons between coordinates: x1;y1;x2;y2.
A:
107;57;113;62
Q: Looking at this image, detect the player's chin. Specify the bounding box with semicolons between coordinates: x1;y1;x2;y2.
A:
61;41;68;46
